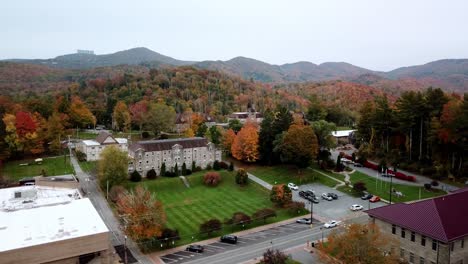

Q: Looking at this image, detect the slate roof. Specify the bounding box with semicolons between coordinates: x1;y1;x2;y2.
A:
366;188;468;243
129;137;208;152
95;131;115;144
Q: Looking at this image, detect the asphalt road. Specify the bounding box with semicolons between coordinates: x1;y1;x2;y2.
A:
166;215;370;264
71;156;152;264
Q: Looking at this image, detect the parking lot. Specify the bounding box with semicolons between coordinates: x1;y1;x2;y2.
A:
292;183;387;221
159;222;312;264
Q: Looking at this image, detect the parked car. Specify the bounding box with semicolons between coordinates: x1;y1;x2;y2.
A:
370;196;381;203
341;158;353;164
296;218;312;224
324;220;338;228
381;173;394;177
327;193;338;199
220;235;238;244
186;245;204;253
305;190;315;197
361;193;373;200
299;191;307;198
310;196;320;203
350;204;364;211
353;162;363;167
288;183;299;191
321;193;333;201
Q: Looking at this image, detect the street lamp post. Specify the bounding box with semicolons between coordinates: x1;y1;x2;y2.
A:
124;235;128;264
310;201;313;223
320;227;324;243
389;164;397;204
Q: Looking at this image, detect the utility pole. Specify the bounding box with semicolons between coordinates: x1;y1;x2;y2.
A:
124;235;128;264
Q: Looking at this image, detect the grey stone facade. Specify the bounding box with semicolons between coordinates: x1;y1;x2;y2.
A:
371;218;468;264
128;137;222;177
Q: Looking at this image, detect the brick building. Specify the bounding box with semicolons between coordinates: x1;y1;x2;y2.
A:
366;188;468;264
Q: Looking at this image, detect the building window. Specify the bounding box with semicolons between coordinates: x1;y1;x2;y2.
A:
401;228;406;238
411;232;415;242
400;248;405;258
421;236;426;246
409;252;414;263
392;225;396;234
432;240;437;251
419;257;425;264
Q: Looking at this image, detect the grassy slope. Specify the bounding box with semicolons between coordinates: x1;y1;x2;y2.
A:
2;156;74;180
340;170;445;202
130;170;304;245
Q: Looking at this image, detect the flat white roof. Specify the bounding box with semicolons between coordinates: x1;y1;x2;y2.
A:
0;186;81;212
82;140;100;146
115;138;128;144
0;198;108;252
332;130;355;138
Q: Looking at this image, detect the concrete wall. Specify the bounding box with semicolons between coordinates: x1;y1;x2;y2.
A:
0;232;110;264
372;217;468;264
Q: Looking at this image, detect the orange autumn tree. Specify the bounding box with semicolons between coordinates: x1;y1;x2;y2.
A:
231;122;259;162
222;128;236;155
318;223;400;264
117;186;166;241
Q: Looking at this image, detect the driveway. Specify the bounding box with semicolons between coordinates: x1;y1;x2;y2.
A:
293;183;386;221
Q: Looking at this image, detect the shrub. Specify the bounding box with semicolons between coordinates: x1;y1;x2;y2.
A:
431;180;439;187
165;171;176;177
270;184;292;207
235;168;249;186
219;161;229;170
228;161;234;171
185;169;192;175
204;172;221;186
109;185;125;203
182;163;187;175
252;208;277;223
146;169;157;180
141;131;150;139
195;166;202;172
286;201;305;215
262;249;288;264
353;181;367;194
192;161;196;171
75;150;87;162
206;164;213;170
130;170;142;182
199;219;222;235
159;134;169;139
174;163;179;176
424;183;432;190
157;228;180;248
225;212;251;226
160;162;166;177
213;160;220;170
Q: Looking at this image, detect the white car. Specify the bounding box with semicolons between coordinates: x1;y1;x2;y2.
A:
287;183;299;191
350;204;364;211
324;220;338;228
321;193;333;201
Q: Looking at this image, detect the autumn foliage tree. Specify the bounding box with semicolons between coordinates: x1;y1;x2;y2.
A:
231;122;259;162
113;101;131;132
203;172;221;186
117;186;166;240
252;208;277;223
274;124;319;172
98;146;129;189
199;219;222;235
270;184;292;207
69;96;96;128
222;128;236;155
129;100;148;132
235;168;249;186
318;223;400;264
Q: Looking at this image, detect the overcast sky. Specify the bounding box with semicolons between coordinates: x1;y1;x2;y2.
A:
2;0;468;71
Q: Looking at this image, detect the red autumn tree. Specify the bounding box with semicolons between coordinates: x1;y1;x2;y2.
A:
129;100;148;132
231;122;259;162
203;172;221;186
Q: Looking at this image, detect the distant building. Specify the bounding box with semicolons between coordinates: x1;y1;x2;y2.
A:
366;188;468;264
228;111;263;124
331;129;355;144
128;137;222;176
76;49;94;55
0;186;110;264
75;131;128;161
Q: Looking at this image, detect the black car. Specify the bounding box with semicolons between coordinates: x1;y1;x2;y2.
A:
186;245;204;253
220;235;238;244
299;191;307;198
328;193;338;199
361;193;373;200
305;190;315;197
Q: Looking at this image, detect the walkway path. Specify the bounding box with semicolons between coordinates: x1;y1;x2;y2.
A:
70;156;152;264
311;169;347;189
179;176;190;188
246;172;273;190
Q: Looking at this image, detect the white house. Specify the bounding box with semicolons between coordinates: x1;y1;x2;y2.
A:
75;132;128;161
128;137;222;177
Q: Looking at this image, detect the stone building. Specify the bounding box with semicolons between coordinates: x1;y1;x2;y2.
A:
128;137;222;176
366;188;468;264
75;131;128;161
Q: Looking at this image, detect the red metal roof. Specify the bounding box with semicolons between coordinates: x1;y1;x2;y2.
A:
366;188;468;243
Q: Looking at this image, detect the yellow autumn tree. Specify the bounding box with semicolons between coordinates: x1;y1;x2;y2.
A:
231;122;259;162
222;128;236;154
112;101;131;132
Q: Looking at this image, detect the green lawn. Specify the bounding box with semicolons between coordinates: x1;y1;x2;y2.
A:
340;171;446;202
129;170;307;246
2;156;74;181
246;165;341;188
79;161;97;173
